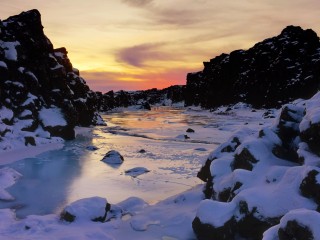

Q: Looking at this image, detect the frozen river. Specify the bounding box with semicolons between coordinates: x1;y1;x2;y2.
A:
0;106;271;218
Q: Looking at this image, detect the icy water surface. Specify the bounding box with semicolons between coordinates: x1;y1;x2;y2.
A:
0;106;269;218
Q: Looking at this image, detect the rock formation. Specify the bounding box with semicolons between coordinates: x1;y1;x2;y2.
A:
185;26;320;109
193;92;320;239
0;10;103;150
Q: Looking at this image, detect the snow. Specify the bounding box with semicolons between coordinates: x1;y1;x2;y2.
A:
196;200;236;227
21;93;38;106
0;106;13;121
0;41;20;61
0;61;7;68
39;107;67;127
0;105;286;239
263;209;320;240
62;197;108;222
300;92;320;131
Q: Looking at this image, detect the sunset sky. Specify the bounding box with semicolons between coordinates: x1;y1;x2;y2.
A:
1;0;320;92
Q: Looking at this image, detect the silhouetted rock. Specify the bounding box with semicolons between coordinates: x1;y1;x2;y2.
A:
0;9;103;149
97;85;185;110
186;26;320;108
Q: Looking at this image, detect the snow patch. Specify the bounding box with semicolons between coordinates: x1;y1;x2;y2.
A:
39;107;67;127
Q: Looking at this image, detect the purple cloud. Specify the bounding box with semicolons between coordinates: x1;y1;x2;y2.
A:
116;43;171;67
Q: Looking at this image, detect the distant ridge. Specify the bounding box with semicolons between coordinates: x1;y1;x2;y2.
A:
185;25;320;108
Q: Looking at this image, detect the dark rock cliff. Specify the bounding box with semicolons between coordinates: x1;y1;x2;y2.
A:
0;10;103;149
185;26;320;108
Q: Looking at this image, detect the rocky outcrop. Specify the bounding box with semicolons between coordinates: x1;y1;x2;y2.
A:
0;10;104;150
186;26;320;109
97;85;185;111
193;92;320;239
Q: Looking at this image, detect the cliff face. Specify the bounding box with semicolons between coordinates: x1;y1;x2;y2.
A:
0;10;103;150
185;26;320;108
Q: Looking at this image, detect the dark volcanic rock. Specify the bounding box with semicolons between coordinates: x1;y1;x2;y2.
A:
185;26;320;108
0;10;103;148
97;85;185;111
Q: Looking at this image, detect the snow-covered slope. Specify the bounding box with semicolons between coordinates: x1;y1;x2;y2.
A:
0;10;104;152
194;92;320;239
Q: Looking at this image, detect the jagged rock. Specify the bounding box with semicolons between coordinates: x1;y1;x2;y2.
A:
60;197;111;223
101;150;124;164
0;9;104;149
185;26;320;109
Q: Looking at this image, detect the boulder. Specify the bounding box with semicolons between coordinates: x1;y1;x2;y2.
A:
60;197;111;222
101;150;124;164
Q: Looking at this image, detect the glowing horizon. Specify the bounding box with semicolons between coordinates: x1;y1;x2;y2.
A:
1;0;320;92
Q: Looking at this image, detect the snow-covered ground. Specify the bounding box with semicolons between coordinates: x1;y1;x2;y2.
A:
0;105;276;239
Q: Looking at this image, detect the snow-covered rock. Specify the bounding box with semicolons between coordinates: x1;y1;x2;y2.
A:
193;92;320;239
60;197;110;223
0;9;105;152
101;150;124;164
